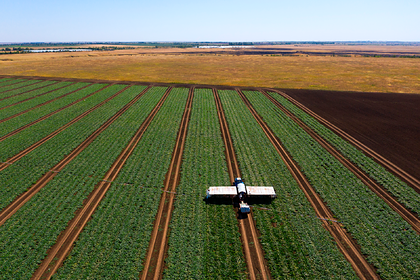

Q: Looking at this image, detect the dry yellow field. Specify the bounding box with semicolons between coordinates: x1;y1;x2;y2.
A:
1;46;419;93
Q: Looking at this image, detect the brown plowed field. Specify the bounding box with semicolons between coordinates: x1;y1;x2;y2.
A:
281;89;420;182
214;89;270;280
33;86;167;280
260;90;420;233
236;89;378;280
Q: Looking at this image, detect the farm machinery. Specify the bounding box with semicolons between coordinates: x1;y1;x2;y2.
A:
206;178;276;213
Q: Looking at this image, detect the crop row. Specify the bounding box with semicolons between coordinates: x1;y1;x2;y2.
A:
0;82;90;121
0;81;72;109
243;90;420;279
0;86;167;278
0;78;15;86
164;88;247;279
218;90;357;279
0;84;121;161
54;87;189;279
0;80;56;101
266;90;420;215
0;83;105;137
0;84;139;210
0;79;42;94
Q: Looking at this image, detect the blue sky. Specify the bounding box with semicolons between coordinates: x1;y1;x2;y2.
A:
1;0;419;42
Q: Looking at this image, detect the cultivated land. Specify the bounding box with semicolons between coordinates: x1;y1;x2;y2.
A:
0;76;420;279
1;44;420;93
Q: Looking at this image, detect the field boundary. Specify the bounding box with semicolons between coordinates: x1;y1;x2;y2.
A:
236;89;378;280
259;89;420;233
270;89;420;192
2;74;417;188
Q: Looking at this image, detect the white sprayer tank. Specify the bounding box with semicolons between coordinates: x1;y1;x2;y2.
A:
237;182;246;194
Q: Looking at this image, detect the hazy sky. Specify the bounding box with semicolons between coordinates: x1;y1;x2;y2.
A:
1;0;419;42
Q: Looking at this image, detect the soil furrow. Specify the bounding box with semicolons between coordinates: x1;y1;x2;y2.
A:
260;90;420;233
270;89;420;192
0;83;92;124
0;81;60;101
0;84;108;142
31;86;171;280
0;85;139;226
0;82;73;110
140;87;193;280
0;79;31;89
236;89;379;280
0;79;44;93
213;88;270;280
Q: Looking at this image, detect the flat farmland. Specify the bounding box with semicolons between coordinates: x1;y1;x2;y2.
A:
1;44;420;93
283;89;420;180
1;76;420;279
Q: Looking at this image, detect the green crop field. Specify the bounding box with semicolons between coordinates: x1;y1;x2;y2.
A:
0;77;419;279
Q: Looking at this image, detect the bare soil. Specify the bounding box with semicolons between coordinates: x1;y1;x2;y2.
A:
237;89;377;279
281;89;420;181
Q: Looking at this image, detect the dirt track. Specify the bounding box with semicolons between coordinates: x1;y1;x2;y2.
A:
281;89;420;182
32;86;168;279
0;79;43;92
0;79;38;90
0;83;93;124
0;84;116;164
0;84;110;142
236;89;378;280
0;79;25;88
140;87;192;280
0;85;133;225
214;89;270;280
1;75;418;279
0;81;60;103
260;90;420;233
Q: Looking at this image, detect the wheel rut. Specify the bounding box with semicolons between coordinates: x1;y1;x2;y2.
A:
0;81;61;102
0;85;142;226
0;85;121;171
0;83;92;124
260;89;420;234
236;89;379;280
0;82;74;110
213;88;270;280
31;86;171;280
0;84;110;143
0;79;45;92
140;87;194;280
269;89;420;192
0;79;37;89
